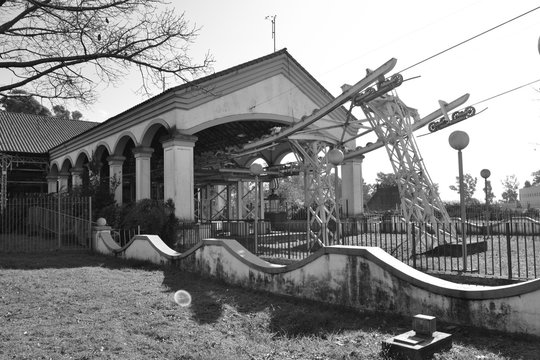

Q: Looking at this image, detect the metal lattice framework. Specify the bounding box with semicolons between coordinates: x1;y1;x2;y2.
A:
289;139;338;246
361;94;451;232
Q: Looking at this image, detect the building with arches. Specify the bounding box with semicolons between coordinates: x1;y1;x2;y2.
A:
23;50;366;221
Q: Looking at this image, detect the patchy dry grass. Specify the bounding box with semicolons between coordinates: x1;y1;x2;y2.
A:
1;252;539;359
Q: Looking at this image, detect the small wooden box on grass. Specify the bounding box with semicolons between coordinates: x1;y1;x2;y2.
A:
382;314;452;360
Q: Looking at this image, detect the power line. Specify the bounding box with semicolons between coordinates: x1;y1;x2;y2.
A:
470;78;540;107
252;5;540;112
399;5;540;73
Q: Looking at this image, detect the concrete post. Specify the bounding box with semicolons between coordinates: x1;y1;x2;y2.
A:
341;156;365;217
46;175;58;194
132;147;154;201
107;155;126;205
161;134;197;220
70;167;84;188
57;172;70;193
236;180;247;219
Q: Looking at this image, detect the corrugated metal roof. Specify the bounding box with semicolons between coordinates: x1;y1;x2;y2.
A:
0;112;98;154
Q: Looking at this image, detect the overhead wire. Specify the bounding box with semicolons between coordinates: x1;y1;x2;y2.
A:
398;5;540;73
250;5;540;113
470;78;540;107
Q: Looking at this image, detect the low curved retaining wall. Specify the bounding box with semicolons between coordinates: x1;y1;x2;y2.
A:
93;227;540;337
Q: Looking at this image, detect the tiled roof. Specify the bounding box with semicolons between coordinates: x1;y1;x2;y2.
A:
0;112;98;154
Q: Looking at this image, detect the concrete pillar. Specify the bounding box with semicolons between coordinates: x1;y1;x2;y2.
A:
107;155;126;205
46;175;58;194
161;134;197;220
258;179;264;220
214;184;226;219
226;184;232;219
132;147;154;201
341;156;365;217
70;167;84;188
58;172;70;193
236;180;245;219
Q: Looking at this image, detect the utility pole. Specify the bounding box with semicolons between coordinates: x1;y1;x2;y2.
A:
265;15;276;52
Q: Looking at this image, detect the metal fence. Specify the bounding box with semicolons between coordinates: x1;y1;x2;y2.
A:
0;195;93;252
173;216;540;281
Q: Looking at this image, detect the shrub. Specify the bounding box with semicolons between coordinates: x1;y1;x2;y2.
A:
97;199;180;248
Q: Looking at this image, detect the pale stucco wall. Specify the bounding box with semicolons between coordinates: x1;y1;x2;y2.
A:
93;230;540;337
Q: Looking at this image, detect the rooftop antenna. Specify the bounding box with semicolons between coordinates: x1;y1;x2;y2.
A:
265;15;276;52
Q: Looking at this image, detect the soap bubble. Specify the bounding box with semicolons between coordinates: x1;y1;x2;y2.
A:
173;290;192;307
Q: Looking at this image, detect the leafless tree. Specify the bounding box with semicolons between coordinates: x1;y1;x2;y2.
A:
0;0;214;104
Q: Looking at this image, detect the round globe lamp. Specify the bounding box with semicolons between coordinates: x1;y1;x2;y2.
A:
327;148;344;166
249;163;264;176
448;130;469;151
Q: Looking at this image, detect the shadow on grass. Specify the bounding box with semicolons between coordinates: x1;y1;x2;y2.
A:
0;251;162;271
160;265;540;359
160;265;409;337
3;252;540;359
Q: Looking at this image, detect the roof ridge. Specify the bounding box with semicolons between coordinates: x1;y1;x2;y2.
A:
0;111;98;125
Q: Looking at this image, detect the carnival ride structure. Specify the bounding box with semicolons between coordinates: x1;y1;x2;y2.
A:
233;57;482;249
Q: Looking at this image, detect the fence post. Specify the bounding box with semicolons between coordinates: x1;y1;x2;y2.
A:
57;194;61;249
412;222;417;269
506;222;512;280
88;196;92;250
287;224;291;259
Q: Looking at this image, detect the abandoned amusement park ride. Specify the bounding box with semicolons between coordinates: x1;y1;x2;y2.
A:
231;57;483;250
0;56;483;254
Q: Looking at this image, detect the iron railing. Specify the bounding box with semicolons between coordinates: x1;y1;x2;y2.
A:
173;217;540;281
0;194;93;252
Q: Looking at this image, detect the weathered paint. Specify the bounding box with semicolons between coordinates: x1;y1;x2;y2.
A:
93;230;540;336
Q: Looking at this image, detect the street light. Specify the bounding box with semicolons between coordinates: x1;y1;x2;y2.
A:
480;169;491;205
480;168;491;233
449;130;469;272
328;148;344;243
249;162;264;254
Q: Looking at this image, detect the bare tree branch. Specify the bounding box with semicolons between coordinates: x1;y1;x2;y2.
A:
0;0;214;104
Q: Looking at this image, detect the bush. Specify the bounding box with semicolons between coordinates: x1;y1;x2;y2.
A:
97;199;180;248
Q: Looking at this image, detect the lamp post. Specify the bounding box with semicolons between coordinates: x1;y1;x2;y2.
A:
249;163;264;254
328;148;344;243
480;168;491;233
480;169;491;205
449;131;470;272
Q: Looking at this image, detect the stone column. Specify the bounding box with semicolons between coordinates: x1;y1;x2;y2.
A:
226;184;232;219
57;172;70;193
258;178;264;220
70;167;84;188
161;134;197;220
132;147;154;201
236;180;245;219
107;155;126;205
46;175;58;194
341;156;365;217
214;184;226;219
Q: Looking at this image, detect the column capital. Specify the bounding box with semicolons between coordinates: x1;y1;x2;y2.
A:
161;133;198;148
107;155;126;166
70;167;84;175
132;146;154;158
344;155;364;164
58;171;70;178
46;175;58;181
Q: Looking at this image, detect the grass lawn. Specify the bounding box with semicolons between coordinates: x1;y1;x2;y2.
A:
1;252;540;359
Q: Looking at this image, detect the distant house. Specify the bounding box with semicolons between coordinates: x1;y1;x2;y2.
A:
0;112;97;197
519;184;540;209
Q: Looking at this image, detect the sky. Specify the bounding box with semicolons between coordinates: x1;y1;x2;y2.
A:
81;0;540;202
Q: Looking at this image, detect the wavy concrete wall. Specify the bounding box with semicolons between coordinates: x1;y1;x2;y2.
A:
93;227;540;336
